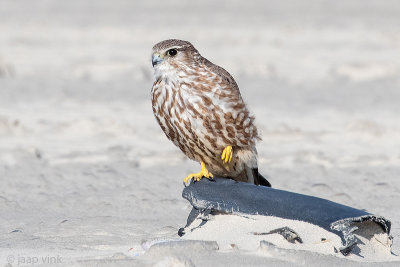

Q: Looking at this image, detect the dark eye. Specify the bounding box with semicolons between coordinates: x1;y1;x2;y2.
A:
168;49;177;56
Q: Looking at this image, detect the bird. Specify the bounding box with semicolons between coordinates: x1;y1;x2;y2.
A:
151;39;271;187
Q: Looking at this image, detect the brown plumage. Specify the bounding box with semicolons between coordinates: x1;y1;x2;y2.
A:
151;39;271;187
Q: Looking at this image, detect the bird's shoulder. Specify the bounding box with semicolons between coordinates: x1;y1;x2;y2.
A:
199;57;240;92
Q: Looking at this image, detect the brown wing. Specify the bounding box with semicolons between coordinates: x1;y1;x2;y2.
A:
200;57;260;148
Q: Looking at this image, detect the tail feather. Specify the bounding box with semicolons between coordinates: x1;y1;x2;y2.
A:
252;168;272;187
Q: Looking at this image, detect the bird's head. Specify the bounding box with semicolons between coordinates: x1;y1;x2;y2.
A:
151;39;199;80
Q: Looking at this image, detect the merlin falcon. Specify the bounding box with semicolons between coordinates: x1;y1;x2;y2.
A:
151;39;271;187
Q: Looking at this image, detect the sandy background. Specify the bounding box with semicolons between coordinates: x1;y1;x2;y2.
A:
0;0;400;266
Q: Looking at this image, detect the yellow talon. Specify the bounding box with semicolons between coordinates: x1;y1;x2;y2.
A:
183;162;213;184
221;145;233;164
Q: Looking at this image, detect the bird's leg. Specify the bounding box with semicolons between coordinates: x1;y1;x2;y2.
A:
183;162;213;184
221;145;233;164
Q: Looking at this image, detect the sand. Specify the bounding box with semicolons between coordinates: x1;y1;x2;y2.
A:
1;0;400;266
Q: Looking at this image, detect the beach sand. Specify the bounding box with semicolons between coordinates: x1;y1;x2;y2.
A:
1;0;400;266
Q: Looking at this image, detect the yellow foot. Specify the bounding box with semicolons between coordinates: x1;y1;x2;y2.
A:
183;162;213;184
221;145;233;164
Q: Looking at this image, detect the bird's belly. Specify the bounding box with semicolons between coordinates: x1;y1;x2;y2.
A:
178;114;244;176
153;101;211;162
174;114;217;162
156;104;244;178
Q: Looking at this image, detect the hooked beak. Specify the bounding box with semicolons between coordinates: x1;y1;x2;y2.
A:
152;53;163;67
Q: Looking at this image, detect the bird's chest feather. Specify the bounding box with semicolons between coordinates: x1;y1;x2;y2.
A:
151;78;192;142
151;77;215;158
